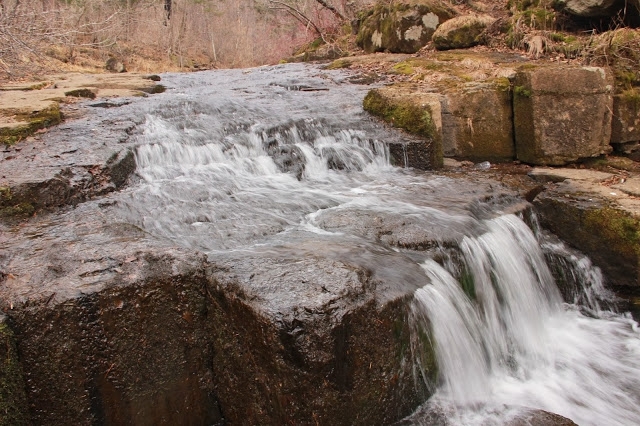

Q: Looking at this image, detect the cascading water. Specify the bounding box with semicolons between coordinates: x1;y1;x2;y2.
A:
110;64;640;425
409;215;640;426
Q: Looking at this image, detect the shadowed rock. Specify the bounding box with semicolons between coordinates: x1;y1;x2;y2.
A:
611;91;640;152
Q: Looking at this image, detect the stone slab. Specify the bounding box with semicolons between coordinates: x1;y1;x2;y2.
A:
513;65;613;165
440;79;515;161
611;92;640;146
528;167;614;183
613;176;640;197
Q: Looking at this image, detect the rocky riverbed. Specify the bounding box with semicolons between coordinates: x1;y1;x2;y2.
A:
1;62;640;425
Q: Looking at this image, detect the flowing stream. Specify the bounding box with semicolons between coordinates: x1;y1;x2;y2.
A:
111;64;640;425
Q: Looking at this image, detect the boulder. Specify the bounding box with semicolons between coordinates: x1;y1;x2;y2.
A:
206;237;434;425
439;78;515;161
513;65;613;165
356;1;456;54
106;57;126;73
555;0;624;17
432;14;496;50
363;85;443;168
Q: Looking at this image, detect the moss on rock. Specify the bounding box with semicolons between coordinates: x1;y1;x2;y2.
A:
0;318;29;426
534;195;640;290
585;28;640;92
1;104;63;146
363;86;443;168
0;203;35;219
356;1;456;54
432;14;496;50
583;207;640;260
64;88;96;99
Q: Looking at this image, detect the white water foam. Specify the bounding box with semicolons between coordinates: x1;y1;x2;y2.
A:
411;214;640;426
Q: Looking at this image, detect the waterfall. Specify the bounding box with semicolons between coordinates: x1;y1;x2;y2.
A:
109;65;640;425
409;214;640;426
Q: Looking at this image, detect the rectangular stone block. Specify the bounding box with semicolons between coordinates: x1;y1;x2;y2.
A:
440;79;515;161
388;140;440;169
611;90;640;148
363;85;443;169
513;65;613;165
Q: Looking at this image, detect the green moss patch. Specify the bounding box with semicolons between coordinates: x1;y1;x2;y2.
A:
363;89;437;138
64;88;96;99
514;85;532;97
391;61;416;75
621;88;640;107
583;207;640;259
1;104;63;146
325;58;353;70
0;203;35;218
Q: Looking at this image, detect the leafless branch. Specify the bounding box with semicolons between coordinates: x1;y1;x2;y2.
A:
314;0;345;21
268;0;325;38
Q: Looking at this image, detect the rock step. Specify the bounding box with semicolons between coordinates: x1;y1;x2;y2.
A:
0;206;435;425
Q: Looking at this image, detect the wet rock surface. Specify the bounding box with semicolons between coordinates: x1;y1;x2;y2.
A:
394;401;578;425
0;314;28;426
0;65;445;424
0;112;138;217
528;166;640;316
0;198;439;424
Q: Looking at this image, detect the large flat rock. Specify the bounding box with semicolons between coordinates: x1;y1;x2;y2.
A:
0;199;434;425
